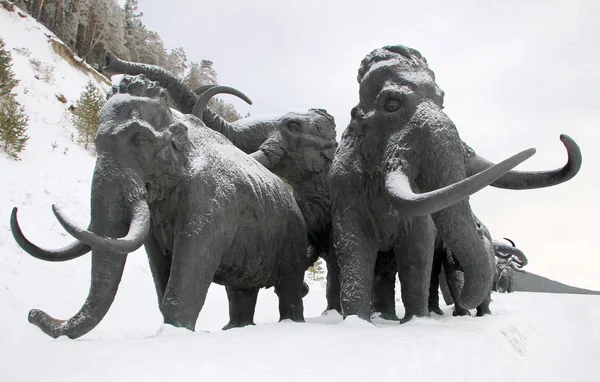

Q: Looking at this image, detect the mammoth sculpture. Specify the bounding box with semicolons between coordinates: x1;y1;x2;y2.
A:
330;45;541;323
342;45;581;323
103;50;581;319
429;236;528;316
428;218;500;317
10;75;310;339
493;238;528;293
102;51;343;312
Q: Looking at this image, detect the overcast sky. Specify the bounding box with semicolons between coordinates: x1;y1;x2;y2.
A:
135;0;599;289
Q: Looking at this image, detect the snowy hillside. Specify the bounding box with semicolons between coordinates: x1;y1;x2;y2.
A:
1;6;599;382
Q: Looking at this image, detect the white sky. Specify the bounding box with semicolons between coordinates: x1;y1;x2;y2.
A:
136;0;600;289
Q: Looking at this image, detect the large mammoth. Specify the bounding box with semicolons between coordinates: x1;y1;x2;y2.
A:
11;75;309;339
102;52;343;311
339;45;581;323
331;45;539;323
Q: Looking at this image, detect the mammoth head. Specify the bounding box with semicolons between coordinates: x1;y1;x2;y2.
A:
347;45;445;138
97;75;191;183
267;108;337;176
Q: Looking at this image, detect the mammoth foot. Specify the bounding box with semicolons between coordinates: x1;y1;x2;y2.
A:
400;311;430;324
222;321;256;331
452;307;471;317
428;304;444;316
28;309;67;339
371;311;400;321
476;308;492;317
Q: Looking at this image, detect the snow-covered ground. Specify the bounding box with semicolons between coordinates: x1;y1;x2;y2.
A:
1;6;599;382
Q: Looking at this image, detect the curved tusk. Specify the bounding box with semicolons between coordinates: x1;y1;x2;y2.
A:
52;200;150;254
385;148;536;217
467;135;582;189
493;240;528;266
10;207;91;262
503;237;516;247
192;85;252;120
193;84;218;95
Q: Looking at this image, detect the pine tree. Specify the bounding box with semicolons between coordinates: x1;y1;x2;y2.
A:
307;258;326;282
0;96;30;159
198;60;218;85
123;0;144;62
184;61;204;90
165;47;188;78
72;81;105;150
210;97;242;122
185;60;241;122
0;37;19;99
0;36;29;159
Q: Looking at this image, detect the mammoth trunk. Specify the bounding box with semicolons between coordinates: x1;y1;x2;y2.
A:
432;204;494;310
29;250;127;339
27;165;148;339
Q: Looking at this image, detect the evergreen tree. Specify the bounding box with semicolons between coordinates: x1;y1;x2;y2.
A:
185;60;242;122
0;36;29;159
123;0;143;62
0;97;30;159
198;60;217;85
210;97;241;122
72;81;104;150
0;37;19;99
307;258;326;282
184;61;204;90
165;47;188;78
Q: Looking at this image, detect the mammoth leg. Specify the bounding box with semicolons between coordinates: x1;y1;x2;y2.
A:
476;292;492;316
160;246;220;330
395;216;436;324
443;256;470;317
275;269;305;323
335;214;377;321
372;250;399;320
144;232;171;304
428;243;445;315
160;211;231;330
223;287;260;330
439;268;454;306
324;244;342;313
275;226;307;323
507;276;514;293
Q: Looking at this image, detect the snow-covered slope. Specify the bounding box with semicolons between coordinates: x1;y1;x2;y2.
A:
1;6;599;382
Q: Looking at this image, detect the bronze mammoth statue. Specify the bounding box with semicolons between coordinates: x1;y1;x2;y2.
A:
331;45;581;323
11;75;310;338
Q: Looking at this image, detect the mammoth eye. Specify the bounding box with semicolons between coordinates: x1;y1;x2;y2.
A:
287;121;301;132
384;99;402;113
132;133;150;147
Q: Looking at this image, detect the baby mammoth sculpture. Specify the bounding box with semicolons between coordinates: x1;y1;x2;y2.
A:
10;75;310;339
430;236;528;316
429;219;516;317
330;45;538;323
